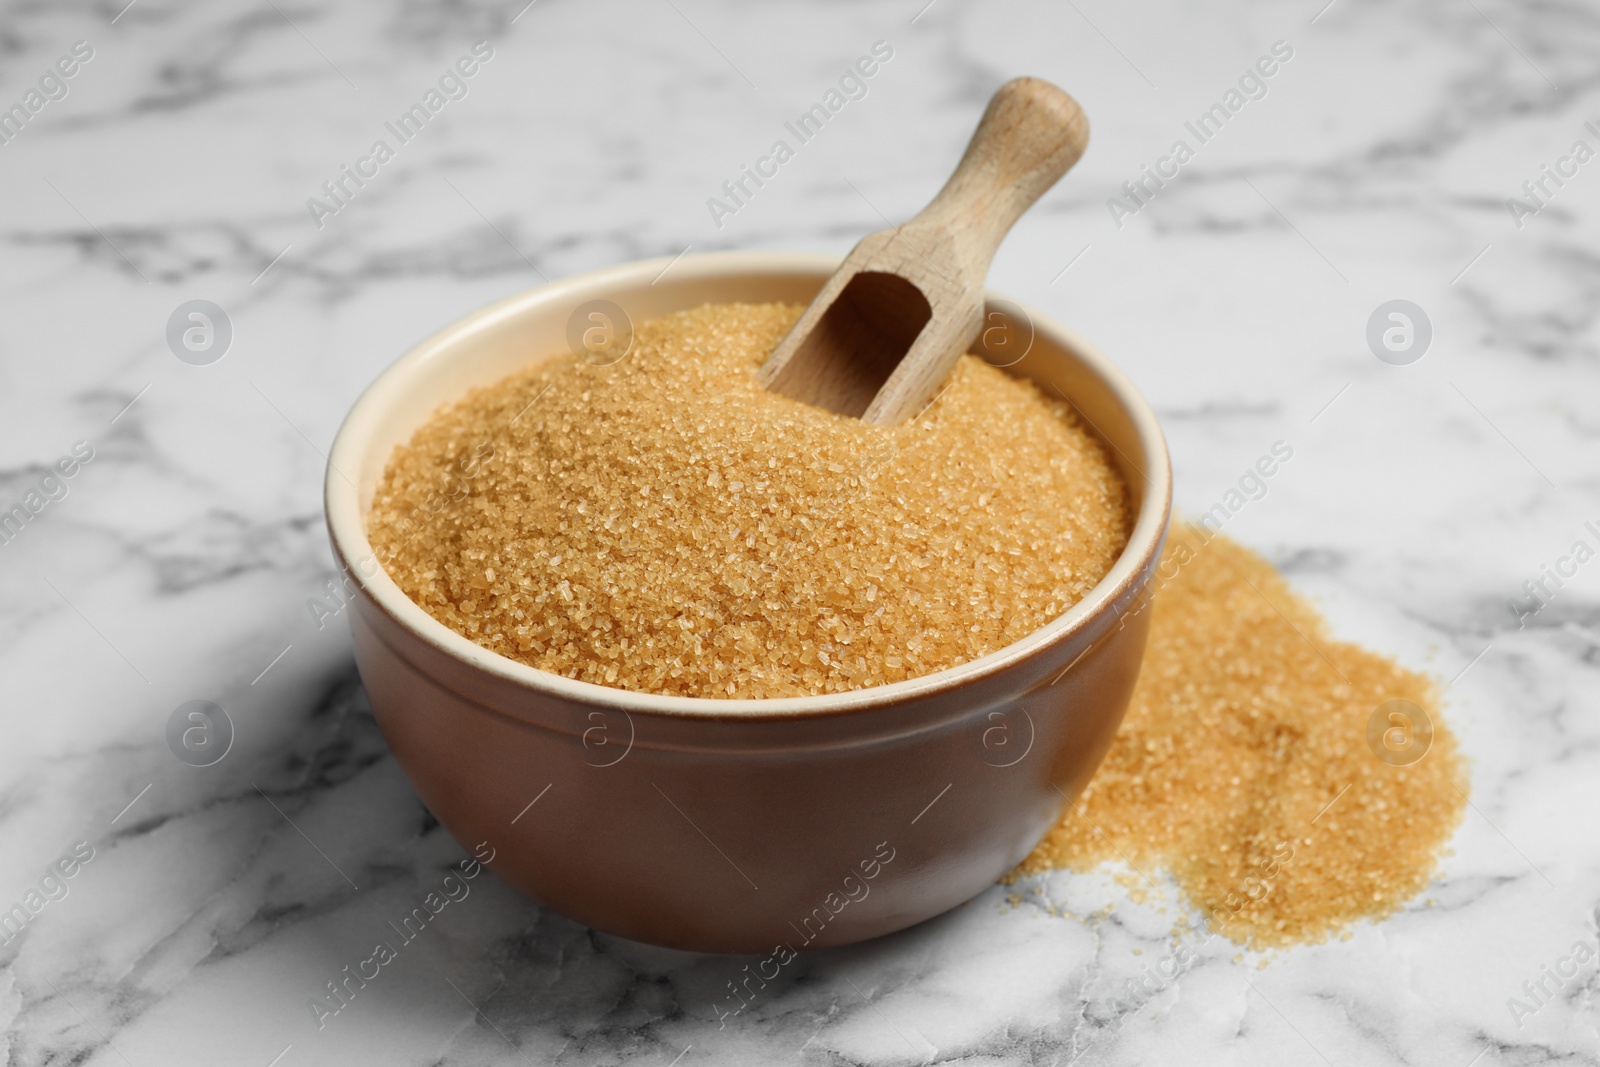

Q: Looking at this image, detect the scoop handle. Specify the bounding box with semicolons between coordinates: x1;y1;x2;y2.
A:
911;77;1089;274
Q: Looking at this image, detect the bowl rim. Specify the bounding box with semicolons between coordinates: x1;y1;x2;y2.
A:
325;250;1170;721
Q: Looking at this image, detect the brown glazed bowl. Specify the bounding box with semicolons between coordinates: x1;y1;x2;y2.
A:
325;251;1171;954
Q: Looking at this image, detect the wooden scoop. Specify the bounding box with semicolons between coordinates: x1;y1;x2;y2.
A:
758;77;1089;425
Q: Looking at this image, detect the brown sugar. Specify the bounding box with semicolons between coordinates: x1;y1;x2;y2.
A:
1018;525;1468;948
367;302;1130;698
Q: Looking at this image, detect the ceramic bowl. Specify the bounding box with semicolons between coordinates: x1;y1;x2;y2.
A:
324;251;1170;953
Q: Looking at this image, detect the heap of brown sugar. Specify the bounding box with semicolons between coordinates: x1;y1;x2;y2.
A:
1019;526;1468;948
368;302;1130;698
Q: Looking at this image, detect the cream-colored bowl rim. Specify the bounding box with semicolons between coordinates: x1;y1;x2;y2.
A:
325;251;1171;721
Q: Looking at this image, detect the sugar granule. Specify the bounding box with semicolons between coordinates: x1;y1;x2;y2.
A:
1018;526;1468;948
368;302;1130;698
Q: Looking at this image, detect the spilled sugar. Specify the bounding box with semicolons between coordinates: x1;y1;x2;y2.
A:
368;302;1130;698
1018;526;1468;948
369;298;1465;945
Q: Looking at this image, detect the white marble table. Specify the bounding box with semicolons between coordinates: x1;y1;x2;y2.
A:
2;0;1597;1063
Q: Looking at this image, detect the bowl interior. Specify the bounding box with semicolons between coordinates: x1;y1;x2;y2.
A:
325;251;1171;717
